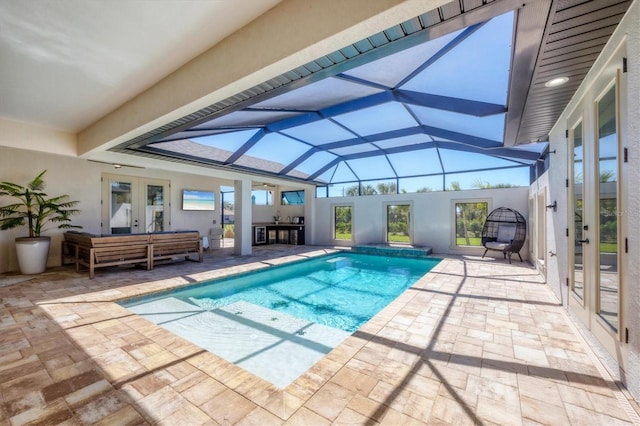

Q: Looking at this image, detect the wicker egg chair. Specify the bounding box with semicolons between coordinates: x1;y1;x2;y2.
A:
481;207;527;263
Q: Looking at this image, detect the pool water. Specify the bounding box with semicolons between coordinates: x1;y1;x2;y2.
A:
120;252;439;388
123;252;439;332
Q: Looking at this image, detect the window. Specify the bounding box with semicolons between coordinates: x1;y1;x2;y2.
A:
251;189;273;205
281;190;305;205
455;201;488;246
386;204;410;244
334;206;352;240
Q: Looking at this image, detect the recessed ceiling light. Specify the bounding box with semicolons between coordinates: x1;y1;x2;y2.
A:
545;76;569;87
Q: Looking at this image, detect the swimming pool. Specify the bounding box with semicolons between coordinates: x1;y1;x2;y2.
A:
120;252;439;387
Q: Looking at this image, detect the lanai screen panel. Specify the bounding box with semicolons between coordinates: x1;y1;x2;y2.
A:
142;9;538;186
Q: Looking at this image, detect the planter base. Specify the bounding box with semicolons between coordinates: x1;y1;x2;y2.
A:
15;237;51;274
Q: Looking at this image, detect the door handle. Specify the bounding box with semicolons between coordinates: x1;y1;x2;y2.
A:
578;238;589;244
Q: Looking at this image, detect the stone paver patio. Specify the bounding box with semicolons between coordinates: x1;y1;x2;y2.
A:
1;245;639;425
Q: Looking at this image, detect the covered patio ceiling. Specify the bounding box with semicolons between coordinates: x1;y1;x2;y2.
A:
111;0;631;189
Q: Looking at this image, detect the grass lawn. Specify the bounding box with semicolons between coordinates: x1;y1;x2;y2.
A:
600;243;617;253
456;237;482;246
335;232;352;240
388;233;410;243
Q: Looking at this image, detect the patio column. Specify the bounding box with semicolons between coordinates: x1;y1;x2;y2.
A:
234;178;253;255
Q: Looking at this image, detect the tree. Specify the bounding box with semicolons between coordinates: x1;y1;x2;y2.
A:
455;201;488;246
472;178;515;189
0;170;81;238
345;185;359;196
416;187;433;193
448;181;461;191
360;184;377;195
335;206;352;237
600;170;615;183
376;182;397;194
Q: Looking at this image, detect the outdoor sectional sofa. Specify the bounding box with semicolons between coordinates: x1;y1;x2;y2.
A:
62;230;203;278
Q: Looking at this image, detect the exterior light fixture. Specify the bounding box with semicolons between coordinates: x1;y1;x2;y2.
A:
545;76;569;87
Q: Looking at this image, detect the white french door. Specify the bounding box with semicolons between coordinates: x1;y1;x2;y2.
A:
567;44;626;363
101;174;170;234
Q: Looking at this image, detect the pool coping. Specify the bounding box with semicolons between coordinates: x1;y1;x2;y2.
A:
31;247;450;421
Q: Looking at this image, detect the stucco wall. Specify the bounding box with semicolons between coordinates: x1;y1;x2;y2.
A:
0;146;228;273
313;187;529;258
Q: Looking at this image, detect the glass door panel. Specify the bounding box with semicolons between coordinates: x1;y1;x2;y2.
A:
110;180;133;234
572;121;584;300
146;184;165;233
596;85;618;331
103;174;170;235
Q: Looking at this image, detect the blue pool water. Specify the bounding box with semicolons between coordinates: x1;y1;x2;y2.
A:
120;252;439;387
122;252;439;332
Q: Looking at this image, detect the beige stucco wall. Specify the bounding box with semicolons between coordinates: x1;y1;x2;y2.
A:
0;117;77;156
0;146;232;273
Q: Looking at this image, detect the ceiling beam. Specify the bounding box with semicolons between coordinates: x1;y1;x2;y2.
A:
503;0;553;146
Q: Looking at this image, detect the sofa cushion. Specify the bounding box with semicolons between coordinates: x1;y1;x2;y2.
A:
496;223;516;243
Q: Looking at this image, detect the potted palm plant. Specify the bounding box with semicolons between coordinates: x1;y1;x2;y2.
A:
0;170;81;274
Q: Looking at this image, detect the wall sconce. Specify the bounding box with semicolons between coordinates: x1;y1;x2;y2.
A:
546;201;557;212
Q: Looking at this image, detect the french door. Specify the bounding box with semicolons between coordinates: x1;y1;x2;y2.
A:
101;174;170;234
567;45;626;363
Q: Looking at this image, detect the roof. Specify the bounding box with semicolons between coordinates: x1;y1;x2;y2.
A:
109;0;631;189
1;0;631;189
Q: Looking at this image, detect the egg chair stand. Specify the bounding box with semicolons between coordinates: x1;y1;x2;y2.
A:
481;207;527;263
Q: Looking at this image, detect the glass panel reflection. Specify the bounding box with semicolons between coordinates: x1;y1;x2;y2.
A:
110;181;132;234
334;206;352;240
387;204;410;244
146;185;164;233
597;85;618;332
572;121;584;300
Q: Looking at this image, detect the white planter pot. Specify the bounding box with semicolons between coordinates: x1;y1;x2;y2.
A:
15;236;51;274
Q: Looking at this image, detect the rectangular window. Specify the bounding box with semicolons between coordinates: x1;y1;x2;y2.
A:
334;206;352;240
455;201;488;246
281;190;305;205
386;204;410;244
251;189;273;205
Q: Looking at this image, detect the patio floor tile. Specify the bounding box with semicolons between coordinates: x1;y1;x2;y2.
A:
1;245;638;425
